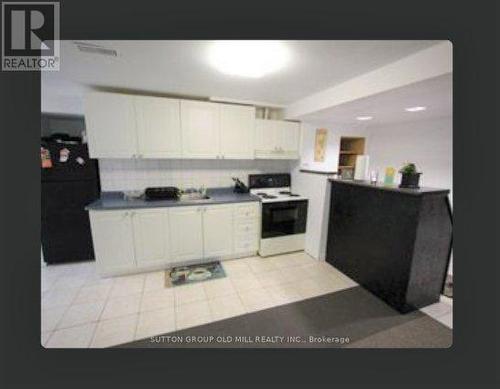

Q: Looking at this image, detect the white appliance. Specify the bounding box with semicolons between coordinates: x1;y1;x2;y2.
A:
354;155;370;180
249;173;308;257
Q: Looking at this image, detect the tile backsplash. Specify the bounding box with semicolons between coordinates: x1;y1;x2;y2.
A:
99;159;294;191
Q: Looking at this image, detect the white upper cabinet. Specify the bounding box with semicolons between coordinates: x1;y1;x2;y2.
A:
280;121;301;158
84;91;298;160
181;100;221;158
169;206;204;262
131;209;171;267
219;104;256;159
85;92;138;158
202;204;234;257
134;96;182;158
255;119;300;159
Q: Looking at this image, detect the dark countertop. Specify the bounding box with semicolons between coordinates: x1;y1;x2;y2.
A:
328;178;450;196
86;187;261;211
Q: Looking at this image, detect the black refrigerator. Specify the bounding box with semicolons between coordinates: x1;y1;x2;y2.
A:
41;141;100;264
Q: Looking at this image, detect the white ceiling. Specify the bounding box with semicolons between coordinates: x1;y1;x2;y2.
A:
299;73;452;126
41;40;440;114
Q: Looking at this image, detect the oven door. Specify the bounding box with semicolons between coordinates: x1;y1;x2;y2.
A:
261;200;308;239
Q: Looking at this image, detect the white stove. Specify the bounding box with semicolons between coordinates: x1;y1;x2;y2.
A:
250;187;308;203
248;174;308;257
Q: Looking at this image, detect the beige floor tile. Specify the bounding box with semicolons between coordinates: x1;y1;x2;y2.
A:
109;274;145;298
42;287;79;309
57;301;105;329
420;302;453;319
254;270;285;287
208;294;246;321
46;323;96;348
144;271;167;292
267;255;300;269
41;306;68;332
73;284;112;304
41;331;52;346
174;283;207;306
101;294;141;320
175;300;212;330
135;307;176;340
295;278;330;299
91;314;138;348
289;252;317;266
140;288;175;312
239;288;277;312
266;283;302;305
50;274;88;290
279;267;303;283
434;312;453;329
222;260;252;278
230;273;263;293
247;258;278;274
83;275;115;288
203;278;236;299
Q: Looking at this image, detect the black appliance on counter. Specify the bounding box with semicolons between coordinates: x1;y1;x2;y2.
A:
41;140;100;264
144;186;180;201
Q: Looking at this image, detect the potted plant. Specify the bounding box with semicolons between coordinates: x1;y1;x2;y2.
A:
399;163;422;189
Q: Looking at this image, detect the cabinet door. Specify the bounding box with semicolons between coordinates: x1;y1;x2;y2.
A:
85;92;138;158
135;96;182;158
89;210;136;275
279;121;301;159
219;104;255;159
254;119;281;158
202;205;234;258
180;100;220;158
131;209;171;268
169;206;203;262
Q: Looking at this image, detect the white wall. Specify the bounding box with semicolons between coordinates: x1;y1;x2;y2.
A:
291;123;369;260
99;159;292;192
298;123;340;173
366;116;453;201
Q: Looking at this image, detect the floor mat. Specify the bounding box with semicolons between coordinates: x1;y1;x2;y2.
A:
166;261;226;287
119;286;452;348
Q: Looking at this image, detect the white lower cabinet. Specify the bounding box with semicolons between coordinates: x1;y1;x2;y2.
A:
132;209;171;268
90;202;260;276
202;205;234;258
89;210;136;275
169;206;204;262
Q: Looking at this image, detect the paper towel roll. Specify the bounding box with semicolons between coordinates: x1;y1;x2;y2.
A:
354;155;370;180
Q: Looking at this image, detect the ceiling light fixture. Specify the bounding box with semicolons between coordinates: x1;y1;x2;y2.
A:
208;41;290;78
356;116;373;121
405;106;427;112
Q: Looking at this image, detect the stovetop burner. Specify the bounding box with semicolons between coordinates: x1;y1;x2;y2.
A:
260;194;277;199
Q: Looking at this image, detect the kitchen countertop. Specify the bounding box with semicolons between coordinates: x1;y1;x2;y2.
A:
329;178;450;196
85;187;261;211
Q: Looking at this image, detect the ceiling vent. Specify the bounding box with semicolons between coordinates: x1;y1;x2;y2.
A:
73;41;118;57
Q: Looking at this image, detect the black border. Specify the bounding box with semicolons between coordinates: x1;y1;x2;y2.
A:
0;0;498;387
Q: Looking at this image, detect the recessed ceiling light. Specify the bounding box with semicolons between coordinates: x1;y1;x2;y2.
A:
405;106;427;112
356;116;373;121
208;41;290;78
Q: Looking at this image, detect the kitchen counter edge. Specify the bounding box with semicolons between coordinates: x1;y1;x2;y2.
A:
328;178;450;196
85;189;261;211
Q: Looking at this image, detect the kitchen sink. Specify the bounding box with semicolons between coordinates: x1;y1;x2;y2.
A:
179;194;211;202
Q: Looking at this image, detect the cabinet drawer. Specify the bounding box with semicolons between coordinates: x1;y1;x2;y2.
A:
234;239;258;253
234;203;259;218
235;222;258;235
